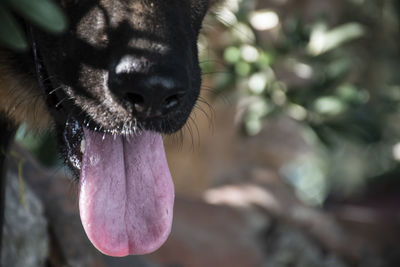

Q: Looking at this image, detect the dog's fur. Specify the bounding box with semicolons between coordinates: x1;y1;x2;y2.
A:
0;0;222;258
0;51;51;129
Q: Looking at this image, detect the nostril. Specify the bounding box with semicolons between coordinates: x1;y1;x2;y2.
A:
126;92;146;112
161;92;185;115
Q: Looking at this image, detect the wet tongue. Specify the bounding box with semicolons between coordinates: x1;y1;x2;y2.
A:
79;128;174;256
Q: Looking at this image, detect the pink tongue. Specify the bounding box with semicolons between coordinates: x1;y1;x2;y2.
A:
79;128;174;256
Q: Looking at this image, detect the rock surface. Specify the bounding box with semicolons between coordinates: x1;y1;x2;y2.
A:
4;145;159;267
2;164;49;267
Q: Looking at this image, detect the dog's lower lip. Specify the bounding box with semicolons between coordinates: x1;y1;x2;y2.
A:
65;119;143;174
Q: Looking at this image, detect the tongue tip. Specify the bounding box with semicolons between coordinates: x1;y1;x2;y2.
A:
93;223;173;257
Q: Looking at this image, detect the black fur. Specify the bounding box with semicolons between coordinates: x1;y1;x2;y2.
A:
32;0;211;174
0;0;219;260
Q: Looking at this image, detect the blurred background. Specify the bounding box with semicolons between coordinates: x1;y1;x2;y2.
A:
2;0;400;266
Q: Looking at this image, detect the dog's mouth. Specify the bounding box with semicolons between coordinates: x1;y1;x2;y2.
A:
32;36;175;256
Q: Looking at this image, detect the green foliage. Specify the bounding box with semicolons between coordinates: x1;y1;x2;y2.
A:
202;0;400;204
0;0;67;51
0;4;27;50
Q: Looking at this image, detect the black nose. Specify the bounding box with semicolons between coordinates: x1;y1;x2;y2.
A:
124;76;186;118
108;57;187;118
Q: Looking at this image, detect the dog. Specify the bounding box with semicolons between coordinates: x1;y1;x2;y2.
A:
0;0;221;257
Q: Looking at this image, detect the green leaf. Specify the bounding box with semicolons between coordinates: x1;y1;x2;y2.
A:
314;96;346;116
0;4;28;51
224;46;241;64
5;0;67;33
235;60;251;76
308;22;365;56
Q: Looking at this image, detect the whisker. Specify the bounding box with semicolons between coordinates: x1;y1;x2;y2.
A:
48;86;63;95
41;74;57;83
185;119;195;152
197;96;216;120
55;96;73;108
188;115;201;148
194;103;215;133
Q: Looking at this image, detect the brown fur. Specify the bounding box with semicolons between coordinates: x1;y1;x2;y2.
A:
0;51;51;130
